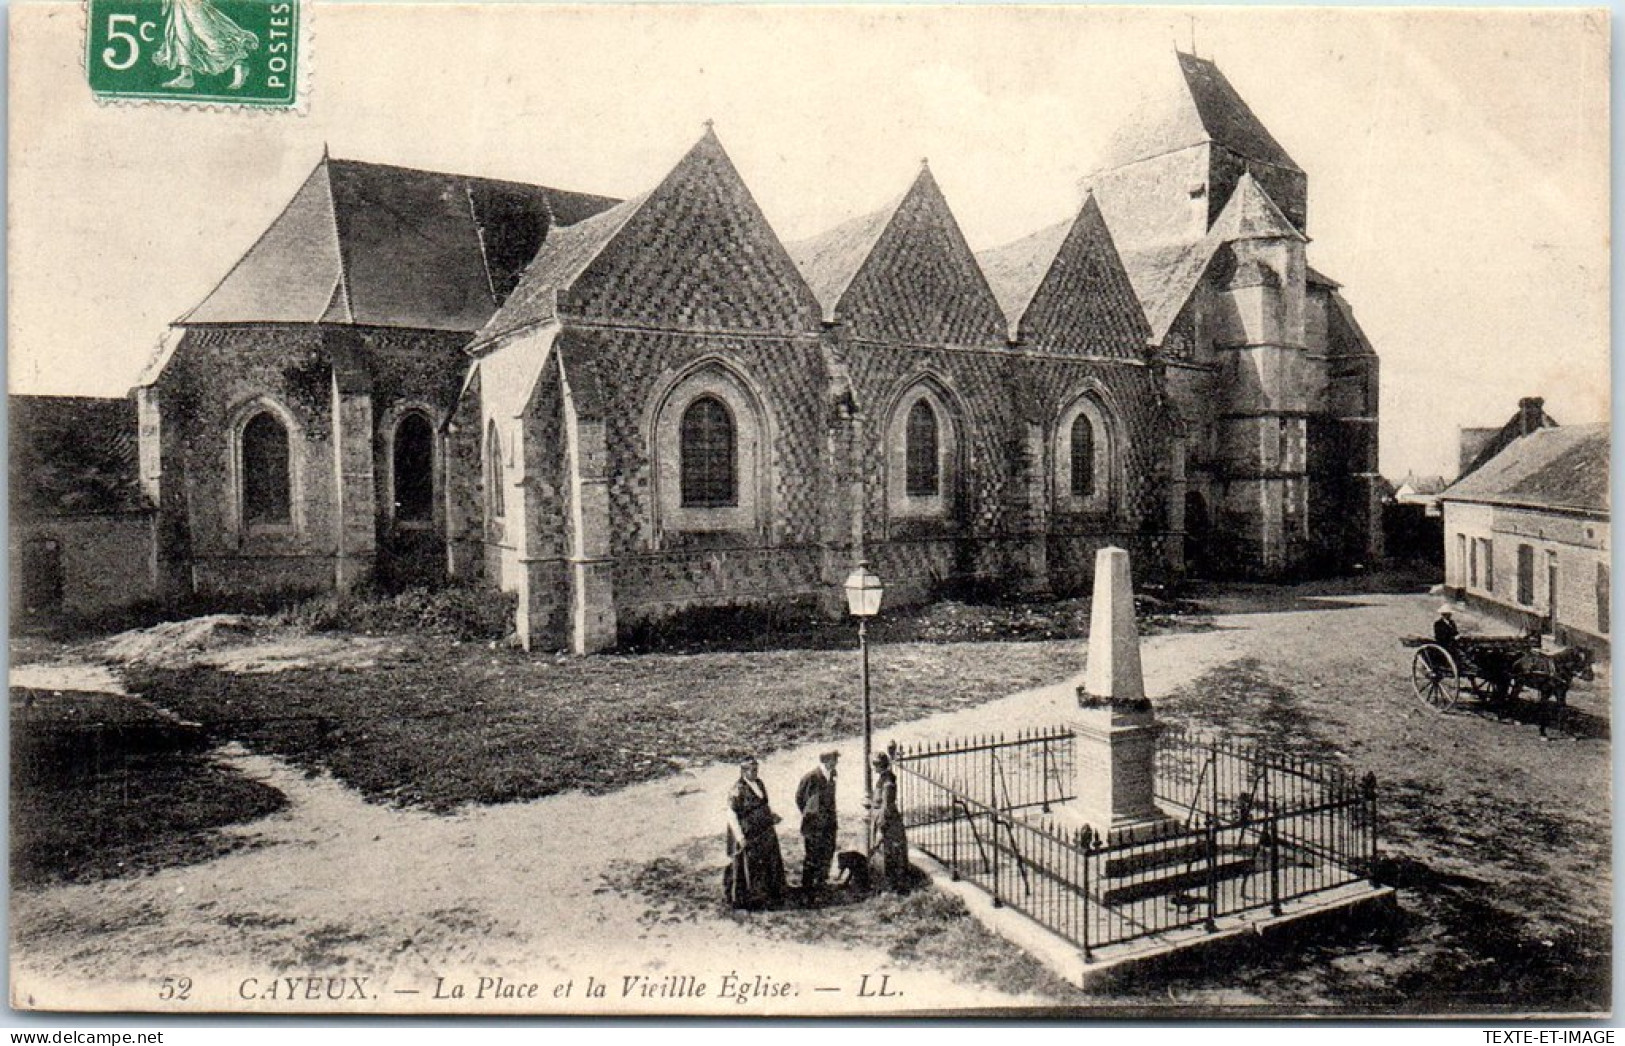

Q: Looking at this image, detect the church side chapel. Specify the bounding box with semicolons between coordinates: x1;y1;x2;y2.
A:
136;53;1381;653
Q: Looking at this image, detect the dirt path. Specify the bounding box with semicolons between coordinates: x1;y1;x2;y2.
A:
11;592;1609;1014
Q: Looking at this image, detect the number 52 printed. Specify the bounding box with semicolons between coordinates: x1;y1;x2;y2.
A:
86;0;300;107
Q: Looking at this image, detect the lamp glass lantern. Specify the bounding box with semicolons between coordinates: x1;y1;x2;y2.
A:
844;563;884;618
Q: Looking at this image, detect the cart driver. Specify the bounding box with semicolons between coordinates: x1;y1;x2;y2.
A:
1433;604;1461;649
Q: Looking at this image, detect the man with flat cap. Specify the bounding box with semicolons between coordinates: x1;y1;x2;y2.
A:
795;750;840;897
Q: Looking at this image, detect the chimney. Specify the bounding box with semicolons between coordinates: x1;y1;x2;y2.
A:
1518;397;1546;436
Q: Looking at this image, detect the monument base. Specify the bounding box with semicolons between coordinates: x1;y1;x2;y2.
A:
1051;804;1182;846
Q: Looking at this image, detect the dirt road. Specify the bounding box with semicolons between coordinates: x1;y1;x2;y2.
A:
10;590;1610;1014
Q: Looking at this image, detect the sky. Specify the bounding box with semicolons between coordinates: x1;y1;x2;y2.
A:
7;3;1611;480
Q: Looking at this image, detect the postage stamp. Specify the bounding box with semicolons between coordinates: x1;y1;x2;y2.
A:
85;0;301;107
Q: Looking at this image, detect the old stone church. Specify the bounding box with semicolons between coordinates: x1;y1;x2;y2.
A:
134;53;1381;652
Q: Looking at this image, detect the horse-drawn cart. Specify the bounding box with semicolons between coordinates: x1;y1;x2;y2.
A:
1402;633;1540;712
1402;631;1596;734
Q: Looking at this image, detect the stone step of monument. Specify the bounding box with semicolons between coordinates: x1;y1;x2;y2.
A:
1102;838;1214;879
1099;855;1257;907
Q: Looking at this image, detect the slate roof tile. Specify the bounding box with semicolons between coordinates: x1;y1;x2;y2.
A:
1442;424;1608;515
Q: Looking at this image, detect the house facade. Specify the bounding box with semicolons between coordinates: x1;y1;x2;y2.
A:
1440;424;1609;655
10;395;157;618
135;53;1383;652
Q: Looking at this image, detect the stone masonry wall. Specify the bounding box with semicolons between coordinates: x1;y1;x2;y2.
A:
557;326;830;630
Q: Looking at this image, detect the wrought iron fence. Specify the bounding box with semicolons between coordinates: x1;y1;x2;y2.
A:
894;725;1378;958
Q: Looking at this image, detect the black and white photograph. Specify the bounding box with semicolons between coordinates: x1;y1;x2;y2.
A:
6;3;1611;1019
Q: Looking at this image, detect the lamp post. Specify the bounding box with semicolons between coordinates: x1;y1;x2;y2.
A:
843;560;884;851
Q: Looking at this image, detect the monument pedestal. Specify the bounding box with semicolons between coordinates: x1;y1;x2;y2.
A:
1069;546;1179;843
1069;696;1178;843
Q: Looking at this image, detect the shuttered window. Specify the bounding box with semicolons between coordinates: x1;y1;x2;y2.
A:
1517;544;1535;606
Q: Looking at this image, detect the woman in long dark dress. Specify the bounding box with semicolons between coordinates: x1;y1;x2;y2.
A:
725;756;786;909
871;753;911;894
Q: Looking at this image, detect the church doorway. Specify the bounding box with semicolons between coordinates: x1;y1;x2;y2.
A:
1183;492;1211;578
379;412;445;591
20;536;63;615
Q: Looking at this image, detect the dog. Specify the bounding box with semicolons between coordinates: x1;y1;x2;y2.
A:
835;850;871;892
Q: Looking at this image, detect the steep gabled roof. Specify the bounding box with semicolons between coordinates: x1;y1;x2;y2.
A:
975;218;1072;332
181;157;619;332
476;126;821;346
10;395;151;519
477;192;649;343
786;164;1005;342
786;197;903;323
1118;172;1300;343
1097;52;1300;175
1442;424;1608;516
976;194;1149;350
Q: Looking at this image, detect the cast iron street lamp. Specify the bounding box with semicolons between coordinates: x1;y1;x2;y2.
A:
843;560;884;849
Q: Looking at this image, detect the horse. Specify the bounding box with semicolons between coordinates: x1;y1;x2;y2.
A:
1508;645;1596;738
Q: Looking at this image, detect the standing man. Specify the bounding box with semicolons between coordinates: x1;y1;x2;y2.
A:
795;750;840;898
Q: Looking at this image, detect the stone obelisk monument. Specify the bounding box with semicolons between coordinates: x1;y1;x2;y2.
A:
1073;546;1172;841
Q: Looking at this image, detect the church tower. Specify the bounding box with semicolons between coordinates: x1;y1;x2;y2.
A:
1086;52;1306;254
1087;53;1322;574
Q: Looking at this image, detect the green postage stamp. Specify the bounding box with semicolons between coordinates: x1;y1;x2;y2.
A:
85;0;302;108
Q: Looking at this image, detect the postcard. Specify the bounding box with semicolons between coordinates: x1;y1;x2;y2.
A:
8;3;1611;1017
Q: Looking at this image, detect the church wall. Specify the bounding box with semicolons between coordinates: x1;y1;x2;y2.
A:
157;325;478;597
350;328;471;587
554;326;831;633
515;368;572;649
1024;356;1172;592
843;341;1020;604
159;326;342;595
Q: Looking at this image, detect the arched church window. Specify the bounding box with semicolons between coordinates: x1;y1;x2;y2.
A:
905;399;939;497
680;395;737;508
1054;394;1115;516
242;411;291;526
1070;413;1096;498
393;412;435;524
486;421;505;518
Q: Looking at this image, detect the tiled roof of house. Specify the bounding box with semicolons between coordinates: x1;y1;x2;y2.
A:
1442;424;1609;515
181;157;618;332
1457;401;1561;479
10;395;151;518
1097;52;1300;175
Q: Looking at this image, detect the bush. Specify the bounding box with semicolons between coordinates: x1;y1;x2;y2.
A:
273;584;516;642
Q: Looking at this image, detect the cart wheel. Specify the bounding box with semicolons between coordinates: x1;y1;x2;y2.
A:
1412;644;1461;712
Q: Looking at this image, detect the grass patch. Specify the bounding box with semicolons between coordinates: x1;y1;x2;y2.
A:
599;836;1079;1003
11;689;288;887
123;636;1085;811
618;592;1209;655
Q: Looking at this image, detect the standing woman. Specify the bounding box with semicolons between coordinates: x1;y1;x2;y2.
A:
725;756;786;910
871;753;911;894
